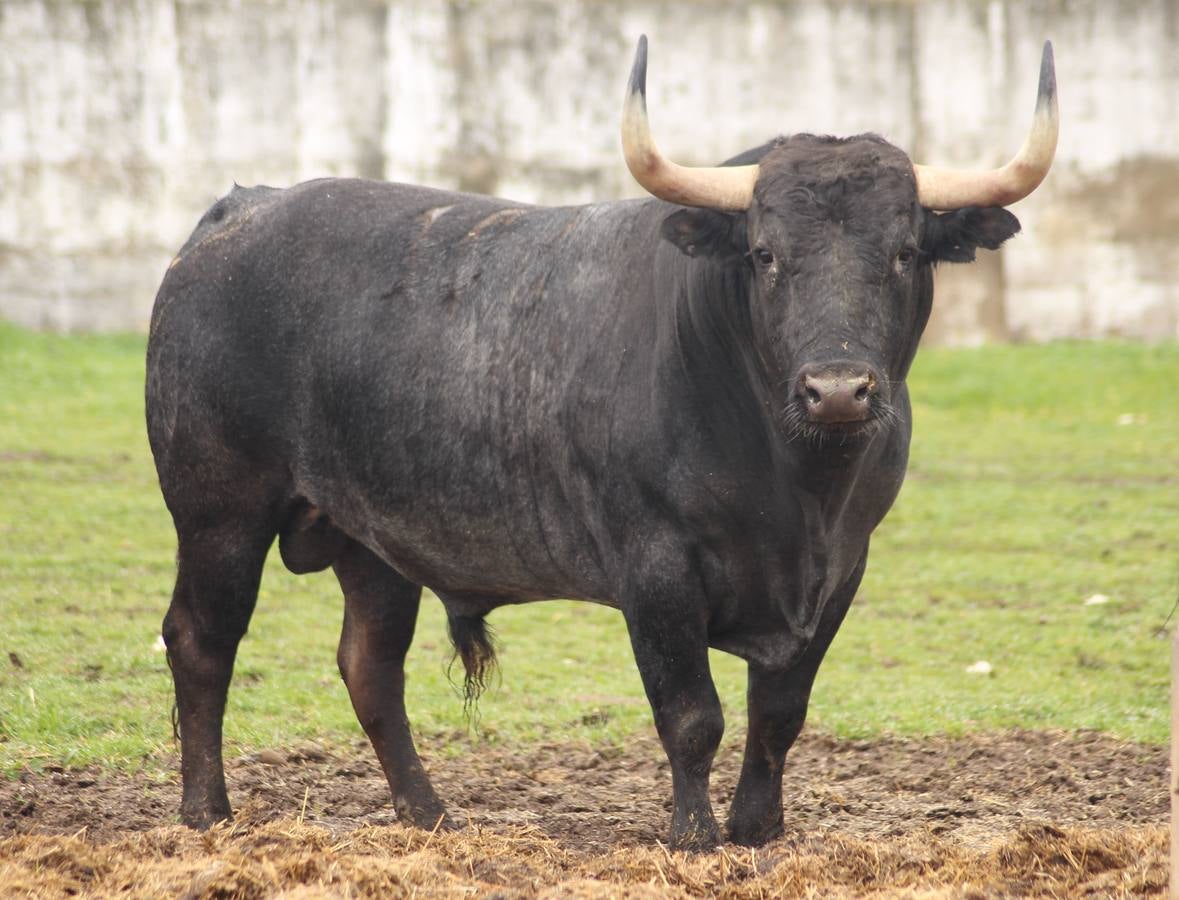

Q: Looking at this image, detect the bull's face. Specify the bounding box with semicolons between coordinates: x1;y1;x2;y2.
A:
621;36;1056;444
744;139;928;442
660;139;1021;442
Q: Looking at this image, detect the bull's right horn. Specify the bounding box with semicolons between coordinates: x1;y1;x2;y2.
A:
914;41;1059;210
621;35;759;211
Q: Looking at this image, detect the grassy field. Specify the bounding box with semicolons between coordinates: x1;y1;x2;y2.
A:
0;323;1175;776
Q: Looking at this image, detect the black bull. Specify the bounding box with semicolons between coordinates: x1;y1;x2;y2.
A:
146;40;1055;850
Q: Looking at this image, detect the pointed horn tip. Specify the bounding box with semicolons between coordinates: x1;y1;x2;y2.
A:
1038;40;1057;105
627;35;649;98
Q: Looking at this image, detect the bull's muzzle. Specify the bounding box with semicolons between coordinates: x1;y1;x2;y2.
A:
794;362;881;425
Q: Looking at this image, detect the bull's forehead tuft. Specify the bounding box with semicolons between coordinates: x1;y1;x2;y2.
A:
753;134;916;217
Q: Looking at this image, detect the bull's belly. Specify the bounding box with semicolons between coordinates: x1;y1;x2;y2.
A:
300;474;613;608
372;522;603;607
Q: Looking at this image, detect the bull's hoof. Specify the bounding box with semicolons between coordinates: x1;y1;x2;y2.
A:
668;821;721;853
726;814;784;847
179;805;232;831
395;799;455;832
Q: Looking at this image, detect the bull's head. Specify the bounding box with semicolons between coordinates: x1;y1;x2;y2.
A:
621;36;1058;443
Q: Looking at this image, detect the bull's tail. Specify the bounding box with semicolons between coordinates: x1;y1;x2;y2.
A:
447;614;498;716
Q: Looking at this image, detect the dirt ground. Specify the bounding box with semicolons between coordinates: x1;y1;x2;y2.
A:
0;729;1168;897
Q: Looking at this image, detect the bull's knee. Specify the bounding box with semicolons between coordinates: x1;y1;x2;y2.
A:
662;701;724;772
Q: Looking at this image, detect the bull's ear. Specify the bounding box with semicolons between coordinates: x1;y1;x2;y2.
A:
924;207;1021;264
661;209;747;261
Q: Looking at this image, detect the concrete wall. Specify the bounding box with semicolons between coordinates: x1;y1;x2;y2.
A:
1;0;1176;341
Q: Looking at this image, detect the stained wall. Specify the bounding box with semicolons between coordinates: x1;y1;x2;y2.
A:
1;0;1175;341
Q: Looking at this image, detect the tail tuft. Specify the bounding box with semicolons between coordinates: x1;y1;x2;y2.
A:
447;614;498;716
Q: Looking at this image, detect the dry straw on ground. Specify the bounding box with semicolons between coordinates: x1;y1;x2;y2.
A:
0;818;1166;898
1;730;1167;897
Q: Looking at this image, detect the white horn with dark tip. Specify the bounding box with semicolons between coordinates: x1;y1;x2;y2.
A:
914;41;1059;210
621;35;759;211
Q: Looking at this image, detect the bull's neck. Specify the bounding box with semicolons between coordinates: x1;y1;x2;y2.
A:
654;248;762;428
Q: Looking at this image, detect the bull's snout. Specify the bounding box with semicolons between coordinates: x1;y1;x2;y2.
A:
794;362;881;425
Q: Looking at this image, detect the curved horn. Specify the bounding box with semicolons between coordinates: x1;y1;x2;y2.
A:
914;41;1059;210
621;35;759;211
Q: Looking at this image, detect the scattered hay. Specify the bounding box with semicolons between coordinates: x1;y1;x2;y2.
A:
0;818;1165;898
2;731;1166;896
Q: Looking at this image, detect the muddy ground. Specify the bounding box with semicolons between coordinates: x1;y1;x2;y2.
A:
0;729;1169;896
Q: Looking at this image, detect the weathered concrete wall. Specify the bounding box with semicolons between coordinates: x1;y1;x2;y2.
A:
1;0;1176;341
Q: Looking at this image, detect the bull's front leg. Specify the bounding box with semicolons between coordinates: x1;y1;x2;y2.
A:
725;663;806;845
624;584;724;852
726;557;865;846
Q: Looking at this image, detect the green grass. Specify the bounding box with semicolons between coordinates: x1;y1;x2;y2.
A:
820;342;1177;741
0;324;1175;777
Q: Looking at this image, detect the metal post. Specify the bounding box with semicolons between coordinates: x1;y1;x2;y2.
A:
1171;627;1178;899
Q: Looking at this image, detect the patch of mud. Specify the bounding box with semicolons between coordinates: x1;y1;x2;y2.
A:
0;730;1168;896
3;730;1164;851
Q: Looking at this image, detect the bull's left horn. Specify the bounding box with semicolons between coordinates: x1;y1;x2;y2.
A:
621;35;759;211
914;41;1059;210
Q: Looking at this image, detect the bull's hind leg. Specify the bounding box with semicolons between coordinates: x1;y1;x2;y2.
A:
162;521;273;828
333;540;449;829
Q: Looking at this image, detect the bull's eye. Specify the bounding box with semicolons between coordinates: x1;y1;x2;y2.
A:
895;247;918;273
754;247;774;266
